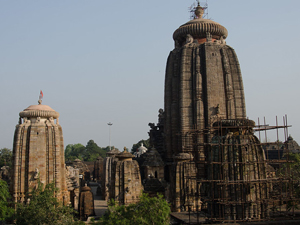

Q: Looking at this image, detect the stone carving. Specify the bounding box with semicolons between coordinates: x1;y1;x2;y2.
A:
206;32;212;42
185;34;194;45
33;168;39;180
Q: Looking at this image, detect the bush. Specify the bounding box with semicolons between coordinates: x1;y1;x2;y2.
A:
0;179;14;222
14;180;84;225
96;193;170;225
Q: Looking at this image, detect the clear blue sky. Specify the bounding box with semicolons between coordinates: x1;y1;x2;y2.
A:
1;0;300;150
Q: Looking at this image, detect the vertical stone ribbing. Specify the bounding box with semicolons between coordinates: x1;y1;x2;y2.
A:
164;41;247;211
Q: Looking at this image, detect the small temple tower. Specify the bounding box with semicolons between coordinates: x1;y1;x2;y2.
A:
11;99;68;204
111;148;143;205
102;148;120;200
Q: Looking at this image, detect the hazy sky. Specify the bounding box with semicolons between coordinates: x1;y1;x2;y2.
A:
1;0;300;151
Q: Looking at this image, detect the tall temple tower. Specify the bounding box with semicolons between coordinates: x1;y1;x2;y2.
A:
11;99;68;204
164;3;246;173
162;4;271;218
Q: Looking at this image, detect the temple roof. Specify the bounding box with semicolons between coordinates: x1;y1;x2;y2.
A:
116;148;134;159
173;4;228;42
106;148;120;156
19;100;59;119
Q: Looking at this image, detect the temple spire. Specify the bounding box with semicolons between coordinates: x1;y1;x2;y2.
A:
194;3;204;18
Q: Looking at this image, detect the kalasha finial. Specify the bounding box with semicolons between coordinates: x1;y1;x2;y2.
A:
38;90;43;105
194;3;204;19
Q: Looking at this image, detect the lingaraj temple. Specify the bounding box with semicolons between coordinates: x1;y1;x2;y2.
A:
4;2;300;224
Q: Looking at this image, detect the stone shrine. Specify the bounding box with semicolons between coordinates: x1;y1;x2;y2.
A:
11;100;68;204
110;148;143;205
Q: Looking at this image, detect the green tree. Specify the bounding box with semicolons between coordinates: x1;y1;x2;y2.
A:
131;139;150;154
96;193;170;225
0;179;14;223
0;148;13;168
83;140;103;161
15;180;84;225
65;141;115;162
65;144;85;162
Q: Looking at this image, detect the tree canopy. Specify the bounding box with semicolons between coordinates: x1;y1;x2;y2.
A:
0;148;12;168
65;140;116;162
0;179;14;222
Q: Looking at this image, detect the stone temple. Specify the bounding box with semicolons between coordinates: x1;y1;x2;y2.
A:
11;99;68;204
148;3;270;221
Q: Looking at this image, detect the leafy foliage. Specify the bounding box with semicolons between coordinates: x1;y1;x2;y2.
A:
95;193;170;225
14;180;84;225
0;148;12;168
277;152;300;210
0;179;14;222
65;140;115;162
131;139;150;154
65;143;85;161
